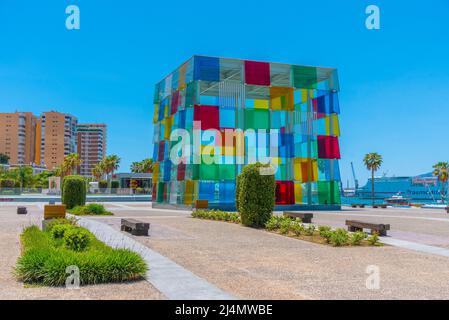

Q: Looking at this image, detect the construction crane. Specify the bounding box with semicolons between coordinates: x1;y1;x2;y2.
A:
351;162;359;194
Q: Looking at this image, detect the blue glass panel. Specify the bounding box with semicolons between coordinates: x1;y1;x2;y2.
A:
199;181;215;201
163;160;171;182
219;181;236;202
194;56;220;81
219;108;236;128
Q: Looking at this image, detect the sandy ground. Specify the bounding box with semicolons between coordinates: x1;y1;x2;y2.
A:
89;204;449;300
0;204;165;300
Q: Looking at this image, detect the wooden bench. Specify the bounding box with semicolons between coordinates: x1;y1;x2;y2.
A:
380;204;388;209
194;200;209;209
283;212;313;223
121;219;150;236
44;204;66;220
17;206;27;215
346;220;390;236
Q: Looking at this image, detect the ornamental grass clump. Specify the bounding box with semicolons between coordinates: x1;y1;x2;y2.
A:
15;222;147;286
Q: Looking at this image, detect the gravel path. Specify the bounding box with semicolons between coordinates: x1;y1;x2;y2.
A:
0;204;165;300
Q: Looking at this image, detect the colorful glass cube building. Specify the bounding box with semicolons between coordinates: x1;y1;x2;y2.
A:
152;56;342;210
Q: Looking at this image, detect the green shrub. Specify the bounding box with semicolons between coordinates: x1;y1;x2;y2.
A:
350;231;367;246
46;217;77;232
318;226;332;242
291;221;304;236
265;216;282;231
330;228;349;247
304;224;316;236
367;232;381;246
51;224;74;239
0;179;15;188
63;227;91;251
237;163;275;228
15;226;147;286
99;180;108;190
70;203;111;216
62;175;86;209
111;181;119;189
279;219;291;235
191;210;240;223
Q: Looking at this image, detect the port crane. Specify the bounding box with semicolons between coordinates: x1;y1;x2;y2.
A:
351;162;359;195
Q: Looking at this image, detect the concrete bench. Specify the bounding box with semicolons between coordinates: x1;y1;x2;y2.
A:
17;206;27;215
121;218;150;236
346;220;390;236
44;204;66;220
283;212;313;223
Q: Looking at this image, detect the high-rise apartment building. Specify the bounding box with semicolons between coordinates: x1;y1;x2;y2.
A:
35;111;77;170
76;123;107;177
0;112;37;165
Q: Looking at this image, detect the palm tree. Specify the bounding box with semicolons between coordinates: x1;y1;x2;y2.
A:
363;153;383;206
130;161;142;173
141;159;153;173
103;155;120;193
433;162;449;203
92;163;104;181
10;166;33;193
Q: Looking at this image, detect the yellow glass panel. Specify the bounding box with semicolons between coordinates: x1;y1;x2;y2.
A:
152;162;160;182
153;104;159;123
270;87;294;111
184;180;194;205
294;158;318;182
164;116;173;139
294;183;303;204
254;99;269;109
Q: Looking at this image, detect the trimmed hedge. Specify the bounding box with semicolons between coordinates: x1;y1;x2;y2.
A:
62;175;86;209
237;163;275;228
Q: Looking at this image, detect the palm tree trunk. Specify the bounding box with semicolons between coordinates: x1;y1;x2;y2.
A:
107;172;112;194
442;181;446;203
371;169;375;206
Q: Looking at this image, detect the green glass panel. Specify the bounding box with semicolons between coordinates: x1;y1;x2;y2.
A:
156;182;164;202
185;82;196;108
200;163;218;180
218;164;235;180
292;66;317;89
244;109;269;130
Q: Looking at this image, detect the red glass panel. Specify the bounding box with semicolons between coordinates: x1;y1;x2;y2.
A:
193;105;219;130
275;181;295;205
171;90;179;115
158;140;165;161
317;136;340;159
244;61;270;86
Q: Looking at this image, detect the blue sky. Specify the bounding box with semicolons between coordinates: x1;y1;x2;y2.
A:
0;0;448;185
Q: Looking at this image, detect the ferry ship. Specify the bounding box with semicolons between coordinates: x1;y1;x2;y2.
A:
355;173;446;203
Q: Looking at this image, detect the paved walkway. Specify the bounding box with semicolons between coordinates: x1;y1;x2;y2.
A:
0;204;165;300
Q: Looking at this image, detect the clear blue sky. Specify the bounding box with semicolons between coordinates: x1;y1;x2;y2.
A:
0;0;448;185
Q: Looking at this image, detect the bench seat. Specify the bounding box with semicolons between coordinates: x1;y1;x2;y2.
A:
345;220;390;236
121;218;150;236
283;212;313;223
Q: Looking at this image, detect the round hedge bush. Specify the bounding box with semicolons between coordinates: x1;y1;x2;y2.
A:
62;175;86;209
237;163;275;228
63;227;91;251
50;224;74;239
